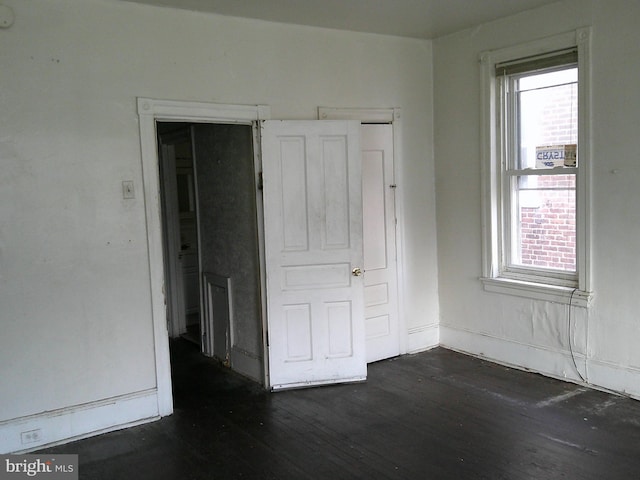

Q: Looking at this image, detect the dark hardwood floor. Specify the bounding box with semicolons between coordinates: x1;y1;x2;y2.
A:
41;340;640;479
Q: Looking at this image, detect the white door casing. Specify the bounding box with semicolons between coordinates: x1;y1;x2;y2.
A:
138;98;271;416
261;120;366;390
361;124;400;363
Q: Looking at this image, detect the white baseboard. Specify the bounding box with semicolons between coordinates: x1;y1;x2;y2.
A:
587;358;640;400
407;324;439;354
0;389;160;454
440;325;640;400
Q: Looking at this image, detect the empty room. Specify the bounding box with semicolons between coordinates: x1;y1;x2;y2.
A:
1;0;640;478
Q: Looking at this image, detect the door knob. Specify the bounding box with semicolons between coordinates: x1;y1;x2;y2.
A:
352;267;362;277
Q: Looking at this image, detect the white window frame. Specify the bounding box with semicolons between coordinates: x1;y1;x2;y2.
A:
480;28;593;307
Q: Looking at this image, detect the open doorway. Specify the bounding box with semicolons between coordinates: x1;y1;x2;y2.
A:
157;123;201;344
157;121;265;388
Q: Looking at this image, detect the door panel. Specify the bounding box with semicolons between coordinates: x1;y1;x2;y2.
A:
361;124;400;363
262;120;366;390
279;137;308;251
363;149;388;270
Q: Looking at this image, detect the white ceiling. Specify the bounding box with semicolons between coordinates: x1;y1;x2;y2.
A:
118;0;560;39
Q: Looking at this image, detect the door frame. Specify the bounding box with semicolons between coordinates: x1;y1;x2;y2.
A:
158;141;185;339
318;107;407;356
158;127;200;340
137;98;271;416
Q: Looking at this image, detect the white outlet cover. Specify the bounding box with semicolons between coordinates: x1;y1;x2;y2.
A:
21;428;42;444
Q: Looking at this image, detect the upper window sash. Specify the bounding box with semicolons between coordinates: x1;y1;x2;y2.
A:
502;65;578;173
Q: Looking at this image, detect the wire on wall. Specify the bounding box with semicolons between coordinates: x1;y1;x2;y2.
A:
567;288;586;383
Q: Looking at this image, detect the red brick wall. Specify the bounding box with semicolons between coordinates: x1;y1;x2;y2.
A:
519;175;575;271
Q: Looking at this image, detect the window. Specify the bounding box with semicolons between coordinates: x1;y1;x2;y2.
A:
501;54;578;282
480;29;592;306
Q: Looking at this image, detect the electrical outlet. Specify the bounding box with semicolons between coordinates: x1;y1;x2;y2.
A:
21;429;42;444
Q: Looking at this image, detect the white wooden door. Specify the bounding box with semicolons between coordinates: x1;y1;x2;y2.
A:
261;120;366;390
361;125;400;363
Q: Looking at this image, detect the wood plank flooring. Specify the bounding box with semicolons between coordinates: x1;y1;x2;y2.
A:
40;340;640;479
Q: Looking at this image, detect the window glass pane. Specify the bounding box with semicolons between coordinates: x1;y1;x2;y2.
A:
513;174;575;272
516;68;577;170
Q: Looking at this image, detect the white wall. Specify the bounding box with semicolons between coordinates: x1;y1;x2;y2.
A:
0;0;437;452
434;0;640;397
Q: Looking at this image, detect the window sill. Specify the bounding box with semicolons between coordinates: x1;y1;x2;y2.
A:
480;276;593;307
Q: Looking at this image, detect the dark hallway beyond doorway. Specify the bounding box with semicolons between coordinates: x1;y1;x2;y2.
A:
41;342;640;479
